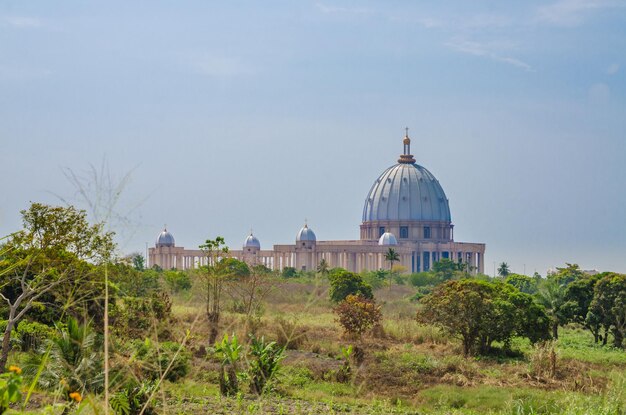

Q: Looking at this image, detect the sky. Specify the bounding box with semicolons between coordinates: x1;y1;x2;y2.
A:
1;0;625;276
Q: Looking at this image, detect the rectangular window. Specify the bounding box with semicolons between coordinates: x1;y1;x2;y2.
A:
400;226;409;238
423;251;430;271
423;226;431;239
379;227;385;237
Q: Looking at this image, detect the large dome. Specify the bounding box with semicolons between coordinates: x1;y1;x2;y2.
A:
362;134;451;223
156;228;175;247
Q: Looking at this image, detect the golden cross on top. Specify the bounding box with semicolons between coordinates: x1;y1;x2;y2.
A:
405;127;409;136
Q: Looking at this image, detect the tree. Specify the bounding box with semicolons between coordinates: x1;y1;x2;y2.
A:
334;294;382;338
0;203;114;372
588;273;626;348
504;274;538;294
432;258;465;282
198;237;230;345
328;269;373;303
226;264;276;323
564;274;602;342
25;317;103;400
417;279;549;356
535;277;569;339
162;270;192;294
497;262;510;277
316;259;329;277
384;248;400;288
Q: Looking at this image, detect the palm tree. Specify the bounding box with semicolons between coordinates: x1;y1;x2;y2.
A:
536;278;568;339
316;258;329;277
26;317;103;400
384;248;400;288
497;262;510;277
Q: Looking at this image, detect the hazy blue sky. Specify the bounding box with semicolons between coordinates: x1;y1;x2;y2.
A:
1;0;625;275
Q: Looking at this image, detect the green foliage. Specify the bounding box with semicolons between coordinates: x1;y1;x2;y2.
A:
110;380;157;415
110;264;160;298
0;367;22;414
408;272;440;287
110;292;172;338
417;279;550;356
504;274;538;294
361;270;388;290
588;273;626;348
25;317;103;399
0;203;115;369
328;269;373;303
432;259;465;281
334;294;383;338
16;321;55;352
409;286;433;302
132;339;190;382
336;345;353;383
131;253;145;271
535;276;570;339
214;334;241;396
162;270;192;293
497;262;510;277
248;336;284;395
281;267;297;279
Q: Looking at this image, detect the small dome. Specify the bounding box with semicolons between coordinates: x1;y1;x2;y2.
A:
156;228;175;248
243;233;261;249
378;232;398;246
296;224;316;242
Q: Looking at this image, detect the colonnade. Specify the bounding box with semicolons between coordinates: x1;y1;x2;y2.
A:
150;243;484;274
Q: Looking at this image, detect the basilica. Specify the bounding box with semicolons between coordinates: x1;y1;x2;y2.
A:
148;132;485;274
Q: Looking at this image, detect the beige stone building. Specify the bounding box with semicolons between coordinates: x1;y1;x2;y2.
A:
149;133;485;274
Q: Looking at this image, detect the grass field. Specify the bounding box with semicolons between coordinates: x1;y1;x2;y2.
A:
7;276;626;414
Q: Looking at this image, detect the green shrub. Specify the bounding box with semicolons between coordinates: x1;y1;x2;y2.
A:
0;367;22;414
132;339;189;382
249;336;284;395
214;334;241;396
110;380;158;415
328;269;373;303
281;267;297;278
162;270;192;293
334;294;382;338
409;272;439;287
16;321;55;351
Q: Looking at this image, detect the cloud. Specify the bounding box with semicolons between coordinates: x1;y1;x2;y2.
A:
1;15;42;28
607;63;620;75
535;0;625;26
445;38;533;72
315;3;374;15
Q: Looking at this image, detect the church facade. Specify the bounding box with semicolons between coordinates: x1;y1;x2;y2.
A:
148;133;485;274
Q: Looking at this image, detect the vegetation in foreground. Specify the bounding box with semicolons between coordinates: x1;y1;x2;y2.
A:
1;203;625;414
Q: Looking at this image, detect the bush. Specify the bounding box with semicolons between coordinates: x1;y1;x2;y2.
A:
328;269;373;303
409;272;440;287
16;321;55;351
214;334;241;396
132;339;190;382
162;270;192;293
0;367;22;414
249;336;284;395
281;267;297;278
110;380;158;415
334;294;382;338
417;279;550;356
274;317;308;350
110;292;173;338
